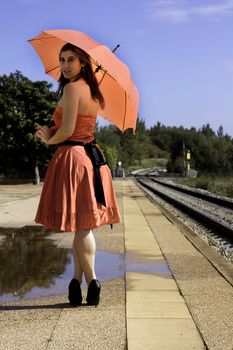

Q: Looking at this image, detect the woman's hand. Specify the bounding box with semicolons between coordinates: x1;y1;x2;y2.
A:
34;125;51;144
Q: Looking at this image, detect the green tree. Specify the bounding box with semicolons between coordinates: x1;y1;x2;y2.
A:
149;122;173;152
95;124;121;150
0;71;58;180
100;144;118;171
201;123;215;138
150;120;233;175
217;125;224;138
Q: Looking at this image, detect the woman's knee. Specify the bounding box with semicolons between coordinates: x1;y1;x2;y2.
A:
75;229;92;240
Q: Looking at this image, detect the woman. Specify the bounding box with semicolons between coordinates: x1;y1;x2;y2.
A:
34;43;120;307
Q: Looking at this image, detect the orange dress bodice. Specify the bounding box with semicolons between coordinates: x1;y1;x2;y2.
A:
53;105;97;143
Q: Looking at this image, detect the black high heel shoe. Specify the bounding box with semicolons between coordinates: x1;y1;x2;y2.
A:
68;278;82;306
86;279;101;307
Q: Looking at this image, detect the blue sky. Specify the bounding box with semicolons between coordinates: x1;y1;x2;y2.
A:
1;0;233;136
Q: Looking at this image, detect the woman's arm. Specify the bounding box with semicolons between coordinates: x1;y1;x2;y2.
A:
49;125;59;135
35;83;80;145
34;125;56;141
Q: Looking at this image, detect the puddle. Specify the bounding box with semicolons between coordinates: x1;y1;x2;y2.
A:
125;252;172;276
0;227;124;303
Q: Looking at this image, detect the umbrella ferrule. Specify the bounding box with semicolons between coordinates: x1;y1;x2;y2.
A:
112;44;120;53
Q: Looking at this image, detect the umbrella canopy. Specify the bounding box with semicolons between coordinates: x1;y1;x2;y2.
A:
28;30;139;132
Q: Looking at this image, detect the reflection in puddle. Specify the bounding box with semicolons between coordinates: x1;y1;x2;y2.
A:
0;227;124;303
126;252;172;276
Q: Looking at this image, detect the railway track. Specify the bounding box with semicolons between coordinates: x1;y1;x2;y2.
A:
150;178;233;210
137;178;233;272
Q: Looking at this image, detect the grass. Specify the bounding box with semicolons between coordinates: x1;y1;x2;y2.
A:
174;175;233;199
128;158;168;172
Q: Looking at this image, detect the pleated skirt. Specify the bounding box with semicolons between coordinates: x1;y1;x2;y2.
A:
35;145;121;232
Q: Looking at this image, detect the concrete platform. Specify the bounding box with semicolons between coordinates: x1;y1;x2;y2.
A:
0;179;233;349
123;181;205;350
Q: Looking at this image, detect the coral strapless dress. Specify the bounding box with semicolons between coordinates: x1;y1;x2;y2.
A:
35;105;121;232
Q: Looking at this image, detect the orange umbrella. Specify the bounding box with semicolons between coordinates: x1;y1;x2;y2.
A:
28;29;139;132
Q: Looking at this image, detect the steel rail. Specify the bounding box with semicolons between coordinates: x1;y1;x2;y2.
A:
137;179;233;238
149;178;233;210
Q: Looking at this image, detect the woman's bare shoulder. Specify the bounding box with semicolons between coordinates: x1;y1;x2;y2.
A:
63;83;84;102
65;80;90;95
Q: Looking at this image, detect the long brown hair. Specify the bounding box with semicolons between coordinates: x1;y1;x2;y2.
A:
58;43;105;109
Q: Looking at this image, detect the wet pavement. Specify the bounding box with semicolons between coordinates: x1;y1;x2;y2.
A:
125;251;172;276
0;181;127;350
0;180;232;349
0;226;124;304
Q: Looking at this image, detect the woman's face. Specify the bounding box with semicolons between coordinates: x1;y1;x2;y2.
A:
59;50;83;81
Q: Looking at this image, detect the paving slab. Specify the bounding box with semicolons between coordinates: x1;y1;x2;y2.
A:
127;319;204;350
127;290;185;303
123;180;205;350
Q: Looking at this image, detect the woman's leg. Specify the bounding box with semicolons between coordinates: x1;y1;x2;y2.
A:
72;237;84;283
69;235;84;306
73;229;97;285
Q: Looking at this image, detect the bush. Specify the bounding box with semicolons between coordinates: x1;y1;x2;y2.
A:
175;175;233;198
